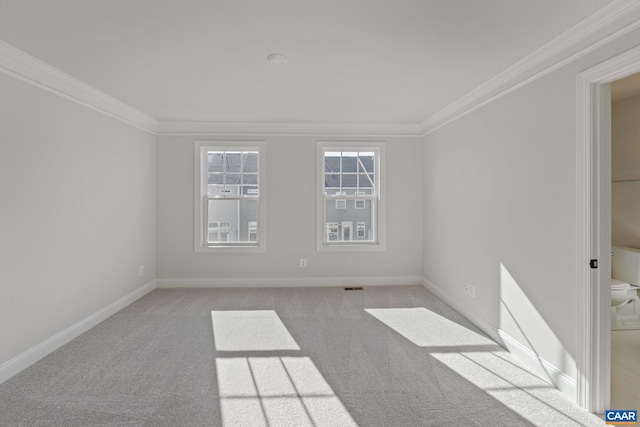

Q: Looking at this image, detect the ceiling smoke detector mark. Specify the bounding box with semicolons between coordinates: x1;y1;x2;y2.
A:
267;53;288;65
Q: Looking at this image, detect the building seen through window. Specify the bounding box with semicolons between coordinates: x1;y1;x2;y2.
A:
323;150;378;244
205;150;259;245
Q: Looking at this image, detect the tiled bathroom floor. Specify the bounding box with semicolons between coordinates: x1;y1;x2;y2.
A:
611;329;640;411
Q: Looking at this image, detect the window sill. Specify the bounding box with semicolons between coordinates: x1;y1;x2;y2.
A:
316;242;386;252
195;245;266;254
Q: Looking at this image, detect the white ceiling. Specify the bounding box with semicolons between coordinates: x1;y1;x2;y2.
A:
0;0;613;124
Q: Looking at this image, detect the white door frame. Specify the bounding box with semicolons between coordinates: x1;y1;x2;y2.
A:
576;45;640;413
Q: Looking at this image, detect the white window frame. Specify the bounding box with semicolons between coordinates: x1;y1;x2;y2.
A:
194;140;266;253
316;141;386;252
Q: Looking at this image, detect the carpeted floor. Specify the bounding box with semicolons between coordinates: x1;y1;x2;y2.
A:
0;286;604;426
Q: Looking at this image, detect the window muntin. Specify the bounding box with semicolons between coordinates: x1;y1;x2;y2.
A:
205;150;259;246
206;151;259;196
323;151;375;196
206;198;258;244
195;142;265;252
320;148;381;247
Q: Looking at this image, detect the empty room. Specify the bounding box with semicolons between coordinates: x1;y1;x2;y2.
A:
2;1;640;426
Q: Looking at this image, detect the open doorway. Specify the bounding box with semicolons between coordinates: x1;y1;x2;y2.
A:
609;72;640;412
576;45;640;414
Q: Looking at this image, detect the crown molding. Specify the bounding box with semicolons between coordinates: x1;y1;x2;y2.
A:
5;0;637;139
0;41;158;134
156;121;422;137
421;0;640;135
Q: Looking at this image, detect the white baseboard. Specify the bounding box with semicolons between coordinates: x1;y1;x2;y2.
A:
421;277;577;401
157;275;423;288
421;277;502;343
0;276;577;399
497;330;577;397
0;279;157;385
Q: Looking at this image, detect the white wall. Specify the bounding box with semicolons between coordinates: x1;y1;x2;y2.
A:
422;28;640;395
0;73;156;369
612;93;640;249
157;135;423;284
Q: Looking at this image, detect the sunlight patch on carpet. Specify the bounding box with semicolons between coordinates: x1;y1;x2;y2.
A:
365;307;495;347
431;351;600;426
217;357;356;427
211;310;300;351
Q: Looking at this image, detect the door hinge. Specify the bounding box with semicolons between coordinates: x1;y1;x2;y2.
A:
590;259;598;269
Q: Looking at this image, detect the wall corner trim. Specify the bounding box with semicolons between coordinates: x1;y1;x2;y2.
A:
420;0;640;135
0;280;157;385
421;277;577;400
0;41;158;134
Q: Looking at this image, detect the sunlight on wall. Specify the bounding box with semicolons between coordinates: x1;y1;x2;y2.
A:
211;310;300;351
499;263;576;384
431;351;594;426
366;306;599;426
365;307;496;348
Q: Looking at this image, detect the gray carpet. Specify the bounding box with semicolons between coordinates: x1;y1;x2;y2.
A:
0;286;604;426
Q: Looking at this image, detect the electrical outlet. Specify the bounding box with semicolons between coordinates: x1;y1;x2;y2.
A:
464;281;476;298
139;265;145;277
300;258;307;268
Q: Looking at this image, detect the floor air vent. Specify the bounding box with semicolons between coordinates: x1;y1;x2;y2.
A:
344;287;364;291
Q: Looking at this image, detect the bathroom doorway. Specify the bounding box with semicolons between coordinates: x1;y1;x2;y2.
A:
576;45;640;414
609;72;640;412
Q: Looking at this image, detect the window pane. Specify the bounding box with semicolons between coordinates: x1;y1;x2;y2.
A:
225;152;242;173
358;174;374;188
199;145;262;251
325;156;340;173
341;174;357;188
243;152;259;173
208;173;224;185
325;174;340;188
341;155;357;172
225;174;241;185
358;155;375;173
324;199;374;242
207;152;224;172
319;146;380;248
243;174;258;185
207;198;258;243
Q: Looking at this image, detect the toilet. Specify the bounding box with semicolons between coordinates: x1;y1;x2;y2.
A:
611;246;640;330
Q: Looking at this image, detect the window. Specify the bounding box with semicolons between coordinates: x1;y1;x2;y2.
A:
209;221;231;242
326;222;339;241
194;141;265;252
317;142;385;251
